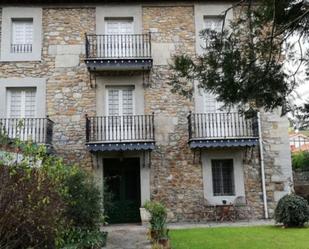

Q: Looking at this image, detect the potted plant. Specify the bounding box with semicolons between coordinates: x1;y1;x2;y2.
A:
158;229;170;248
143;201;170;248
140;206;151;226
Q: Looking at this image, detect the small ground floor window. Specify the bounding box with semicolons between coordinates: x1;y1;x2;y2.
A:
211;159;235;196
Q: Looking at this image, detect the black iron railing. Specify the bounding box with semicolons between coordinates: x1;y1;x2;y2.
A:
290;136;309;152
11;44;33;53
86;114;155;143
188;112;258;140
85;33;152;59
0;117;54;145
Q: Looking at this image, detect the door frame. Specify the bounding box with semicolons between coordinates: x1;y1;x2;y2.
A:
93;152;151;208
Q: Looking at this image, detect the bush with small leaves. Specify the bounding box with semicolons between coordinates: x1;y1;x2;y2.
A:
0;164;64;249
275;194;309;227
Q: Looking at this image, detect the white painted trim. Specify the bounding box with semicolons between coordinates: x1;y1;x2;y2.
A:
0;7;42;61
202;149;245;205
96;75;144;116
97;152;150;207
194;3;233;55
96;5;142;34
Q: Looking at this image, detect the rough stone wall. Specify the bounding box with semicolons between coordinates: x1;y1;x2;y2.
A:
143;6;205;221
294;170;309;200
261;110;293;216
0;7;96;167
243;147;265;218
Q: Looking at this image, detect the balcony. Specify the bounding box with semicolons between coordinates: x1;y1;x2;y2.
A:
188;112;259;148
0;117;54;145
85;33;152;71
85;114;155;152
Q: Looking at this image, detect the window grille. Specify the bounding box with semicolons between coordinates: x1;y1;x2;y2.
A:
212;159;235;196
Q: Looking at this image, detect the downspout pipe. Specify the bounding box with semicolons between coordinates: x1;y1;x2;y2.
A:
257;112;269;219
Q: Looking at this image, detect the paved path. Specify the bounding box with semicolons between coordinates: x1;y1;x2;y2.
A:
104;224;151;249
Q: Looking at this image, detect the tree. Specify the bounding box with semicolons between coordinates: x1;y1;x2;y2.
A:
169;0;309;116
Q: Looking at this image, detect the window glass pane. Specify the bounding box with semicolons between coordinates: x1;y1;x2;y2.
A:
122;89;133;116
211;159;234;196
108;89;120;116
8;90;22;118
24;89;36;118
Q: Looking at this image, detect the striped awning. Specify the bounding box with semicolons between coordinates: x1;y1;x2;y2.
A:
189;138;259;149
86;142;155;152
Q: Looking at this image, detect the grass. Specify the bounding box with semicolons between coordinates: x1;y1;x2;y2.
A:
170;226;309;249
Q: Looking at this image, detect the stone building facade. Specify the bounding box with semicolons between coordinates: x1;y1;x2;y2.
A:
0;1;292;222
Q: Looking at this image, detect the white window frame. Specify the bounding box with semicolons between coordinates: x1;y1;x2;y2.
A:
0;7;42;61
11;18;34;53
0;78;46;118
105;18;134;35
103;86;136;142
105;86;135;116
202;150;246;205
203;16;224;33
6;87;37;118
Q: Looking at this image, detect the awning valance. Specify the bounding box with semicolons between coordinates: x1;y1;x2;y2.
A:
189;138;259;149
86;142;155;152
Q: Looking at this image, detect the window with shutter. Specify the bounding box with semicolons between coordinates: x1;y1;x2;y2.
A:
106;87;134;116
204;16;223;33
105;18;134;35
11;18;33;53
7;88;36;118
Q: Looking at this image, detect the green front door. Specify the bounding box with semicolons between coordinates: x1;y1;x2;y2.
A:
103;158;141;224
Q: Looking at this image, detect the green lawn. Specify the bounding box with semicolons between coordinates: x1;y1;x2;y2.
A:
170;226;309;249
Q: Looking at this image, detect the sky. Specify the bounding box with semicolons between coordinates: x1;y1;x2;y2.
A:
285;36;309;106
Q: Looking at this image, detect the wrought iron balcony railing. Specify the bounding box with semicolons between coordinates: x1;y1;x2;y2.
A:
0;117;54;145
85;33;152;59
86;114;155;143
11;44;33;53
188;112;259;141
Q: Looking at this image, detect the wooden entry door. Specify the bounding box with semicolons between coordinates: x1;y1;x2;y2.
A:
103;158;141;224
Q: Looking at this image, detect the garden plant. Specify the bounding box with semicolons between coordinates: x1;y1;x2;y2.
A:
0;130;108;249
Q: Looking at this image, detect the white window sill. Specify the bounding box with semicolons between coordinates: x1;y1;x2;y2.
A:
0;54;42;62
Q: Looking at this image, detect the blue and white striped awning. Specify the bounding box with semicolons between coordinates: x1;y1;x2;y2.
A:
86;142;155;152
189;138;259;149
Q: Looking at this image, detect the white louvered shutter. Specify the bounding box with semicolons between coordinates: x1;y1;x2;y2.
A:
12;19;33;45
105;19;134;57
106;19;134;35
204;16;223;33
107;88;134;116
106;87;134;141
7;88;36;118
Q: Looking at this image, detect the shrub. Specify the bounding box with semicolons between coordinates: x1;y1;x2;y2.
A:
62;169;102;229
0;137;108;249
275;194;309;227
56;167;109;249
292;151;309;171
0;164;64;249
57;227;107;249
